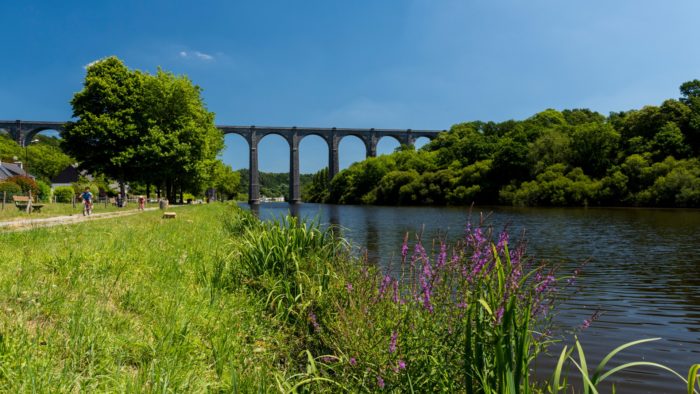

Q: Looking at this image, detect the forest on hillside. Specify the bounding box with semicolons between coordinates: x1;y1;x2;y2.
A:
305;80;700;208
237;169;314;201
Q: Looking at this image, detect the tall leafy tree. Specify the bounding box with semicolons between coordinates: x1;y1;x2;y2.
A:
62;57;143;197
62;57;223;202
136;69;223;202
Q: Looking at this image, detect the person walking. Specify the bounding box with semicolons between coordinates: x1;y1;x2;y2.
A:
138;195;145;211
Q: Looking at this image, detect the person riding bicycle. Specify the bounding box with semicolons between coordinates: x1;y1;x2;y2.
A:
81;187;94;214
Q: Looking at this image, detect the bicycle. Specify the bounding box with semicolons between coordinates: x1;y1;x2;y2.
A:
83;199;93;216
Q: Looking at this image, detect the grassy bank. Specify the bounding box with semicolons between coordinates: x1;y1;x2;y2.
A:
0;204;287;391
1;203;697;393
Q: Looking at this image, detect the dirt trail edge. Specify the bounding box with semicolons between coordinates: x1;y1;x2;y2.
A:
0;207;164;232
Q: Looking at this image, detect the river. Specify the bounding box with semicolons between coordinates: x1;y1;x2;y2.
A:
242;202;700;393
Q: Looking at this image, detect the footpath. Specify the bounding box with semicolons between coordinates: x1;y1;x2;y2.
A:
0;207;161;232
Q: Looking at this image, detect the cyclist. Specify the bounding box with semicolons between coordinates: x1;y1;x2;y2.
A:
81;187;94;216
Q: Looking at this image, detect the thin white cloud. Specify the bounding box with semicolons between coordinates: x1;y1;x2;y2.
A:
179;50;215;61
83;58;105;69
194;51;213;61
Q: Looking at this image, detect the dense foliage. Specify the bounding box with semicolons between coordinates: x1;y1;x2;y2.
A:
62;56;225;202
309;80;700;207
0;134;72;182
237;169;314;201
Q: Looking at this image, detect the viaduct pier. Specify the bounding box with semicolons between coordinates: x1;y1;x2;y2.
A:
0;120;443;204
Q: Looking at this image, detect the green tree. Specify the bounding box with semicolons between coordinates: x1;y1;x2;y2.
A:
63;57;223;203
680;79;700;104
302;167;330;203
26;143;73;181
209;160;240;200
136;68;223;202
651;122;690;160
569;123;620;177
62;57;143;198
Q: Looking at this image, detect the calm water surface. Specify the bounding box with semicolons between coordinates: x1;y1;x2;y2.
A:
242;202;700;393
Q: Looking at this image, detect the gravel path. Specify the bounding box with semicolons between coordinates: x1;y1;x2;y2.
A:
0;207;160;232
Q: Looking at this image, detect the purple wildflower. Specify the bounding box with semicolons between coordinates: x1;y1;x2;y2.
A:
437;242;447;269
419;263;434;312
392;279;400;304
581;319;591;329
349;357;357;366
378;275;392;298
398;360;406;370
377;375;385;389
308;311;320;332
536;274;557;294
495;306;504;323
401;235;409;259
496;230;509;253
389;331;398;353
346;282;353;292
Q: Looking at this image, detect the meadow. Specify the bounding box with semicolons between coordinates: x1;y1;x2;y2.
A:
0;203;697;393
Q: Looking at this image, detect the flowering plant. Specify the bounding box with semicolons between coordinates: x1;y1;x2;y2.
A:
322;220;568;392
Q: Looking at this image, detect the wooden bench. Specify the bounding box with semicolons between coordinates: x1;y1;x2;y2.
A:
162;212;177;219
12;195;44;212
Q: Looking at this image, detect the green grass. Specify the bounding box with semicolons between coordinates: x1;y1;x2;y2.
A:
0;202;140;221
1;203;697;393
0;203;288;392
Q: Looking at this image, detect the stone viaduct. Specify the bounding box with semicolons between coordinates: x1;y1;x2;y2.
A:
0;120;443;204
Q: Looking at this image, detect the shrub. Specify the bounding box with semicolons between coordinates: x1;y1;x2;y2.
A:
6;175;39;197
53;186;75;203
72;181;100;196
225;216;344;325
0;181;22;199
35;179;52;202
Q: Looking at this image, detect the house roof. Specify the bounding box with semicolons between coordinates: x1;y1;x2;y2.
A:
51;164;94;184
0;161;28;181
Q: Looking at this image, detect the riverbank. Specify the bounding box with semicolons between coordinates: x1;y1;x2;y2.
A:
0;204;289;391
0;203;696;392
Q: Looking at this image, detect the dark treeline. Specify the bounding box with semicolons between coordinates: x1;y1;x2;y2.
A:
306;80;700;207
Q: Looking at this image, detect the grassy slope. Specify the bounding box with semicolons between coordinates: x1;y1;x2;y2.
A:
0;204;286;392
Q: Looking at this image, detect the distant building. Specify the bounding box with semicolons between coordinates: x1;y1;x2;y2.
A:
51;164;94;188
0;159;30;181
260;196;285;202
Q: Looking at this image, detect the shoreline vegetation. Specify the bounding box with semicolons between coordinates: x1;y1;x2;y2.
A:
1;203;696;392
304;80;700;209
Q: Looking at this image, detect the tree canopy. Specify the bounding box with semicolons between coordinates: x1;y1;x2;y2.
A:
306;80;700;208
62;56;224;202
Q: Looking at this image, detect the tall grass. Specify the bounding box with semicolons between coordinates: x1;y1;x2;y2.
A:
296;223;566;392
0;204;287;392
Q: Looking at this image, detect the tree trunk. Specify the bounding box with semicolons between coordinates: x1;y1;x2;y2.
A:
179;185;184;205
146;184;151;199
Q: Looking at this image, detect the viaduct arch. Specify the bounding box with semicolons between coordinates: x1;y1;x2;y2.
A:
1;120;443;204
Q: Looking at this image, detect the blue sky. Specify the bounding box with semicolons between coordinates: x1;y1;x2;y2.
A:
1;1;700;172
